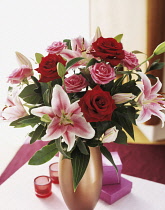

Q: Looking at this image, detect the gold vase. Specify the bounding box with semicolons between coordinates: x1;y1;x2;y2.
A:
58;146;103;210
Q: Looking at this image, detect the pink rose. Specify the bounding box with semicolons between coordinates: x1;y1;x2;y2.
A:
120;50;139;70
89;62;116;84
7;65;33;84
64;74;88;93
46;41;66;54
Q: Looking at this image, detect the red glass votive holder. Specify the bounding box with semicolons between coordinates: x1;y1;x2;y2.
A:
34;176;52;198
49;162;59;184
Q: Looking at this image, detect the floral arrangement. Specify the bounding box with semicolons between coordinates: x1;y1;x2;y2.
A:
1;27;165;190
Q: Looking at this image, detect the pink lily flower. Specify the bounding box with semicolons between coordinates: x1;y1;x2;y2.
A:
31;85;95;151
1;89;28;122
60;36;93;68
137;72;165;127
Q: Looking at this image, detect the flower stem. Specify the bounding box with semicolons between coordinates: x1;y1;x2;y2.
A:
132;53;155;71
48;82;52;105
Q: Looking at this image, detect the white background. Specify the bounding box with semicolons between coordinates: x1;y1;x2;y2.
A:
0;0;89;108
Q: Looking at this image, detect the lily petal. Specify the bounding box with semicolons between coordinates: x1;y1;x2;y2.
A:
151;77;162;95
42;118;67;141
62;131;75;151
68;114;95;139
31;106;54;118
60;49;80;60
149;104;165;128
71;36;89;53
137;104;165;127
137;105;152;123
138;72;151;98
2;106;27;122
67;101;81;115
51;85;70;116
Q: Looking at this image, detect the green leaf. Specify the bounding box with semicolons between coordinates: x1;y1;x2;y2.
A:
131;50;144;54
114;34;123;42
153;41;165;55
77;138;89;155
126;106;137;125
114;129;127;144
19;84;42;104
48;140;55;145
86;58;99;68
66;57;84;69
63;39;72;50
86;139;101;147
28;143;58;165
51;78;62;87
95;121;114;140
116;71;131;75
35;53;44;64
119;80;141;96
100;146;118;172
101;80;114;92
71;146;90;191
146;74;157;80
57;62;66;78
111;76;124;94
31;76;41;89
28;131;34;137
112;111;134;140
146;61;164;72
41;114;51;123
30;124;45;144
40;82;48;95
43;89;51;106
55;138;71;159
10;115;41;128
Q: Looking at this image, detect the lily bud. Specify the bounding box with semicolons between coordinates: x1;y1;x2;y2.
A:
112;93;136;104
92;27;102;42
102;126;119;143
153;41;165;55
15;51;32;69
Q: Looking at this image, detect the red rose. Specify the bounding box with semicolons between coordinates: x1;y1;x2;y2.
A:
78;85;116;122
91;37;124;66
35;54;66;82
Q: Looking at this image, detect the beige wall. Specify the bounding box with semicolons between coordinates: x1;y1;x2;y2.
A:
89;0;147;53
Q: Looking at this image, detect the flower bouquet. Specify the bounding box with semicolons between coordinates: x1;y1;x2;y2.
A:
1;27;165;191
